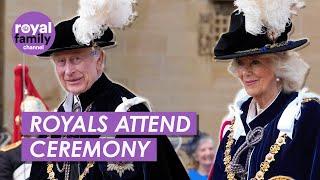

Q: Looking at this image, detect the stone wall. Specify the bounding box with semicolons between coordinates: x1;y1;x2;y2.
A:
2;0;320;145
0;1;4;129
3;0;79;134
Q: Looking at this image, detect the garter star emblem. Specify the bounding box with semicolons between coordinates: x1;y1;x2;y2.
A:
107;162;134;177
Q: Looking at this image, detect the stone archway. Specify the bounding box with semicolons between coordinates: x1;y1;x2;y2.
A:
0;1;4;128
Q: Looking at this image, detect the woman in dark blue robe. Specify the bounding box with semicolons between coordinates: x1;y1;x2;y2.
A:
212;89;320;180
209;1;320;179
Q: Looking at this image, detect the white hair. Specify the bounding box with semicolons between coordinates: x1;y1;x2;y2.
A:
228;51;310;93
93;47;107;74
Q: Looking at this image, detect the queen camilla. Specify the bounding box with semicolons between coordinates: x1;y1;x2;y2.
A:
209;0;320;179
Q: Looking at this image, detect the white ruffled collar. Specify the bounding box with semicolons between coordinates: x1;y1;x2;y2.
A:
229;88;319;140
246;91;281;124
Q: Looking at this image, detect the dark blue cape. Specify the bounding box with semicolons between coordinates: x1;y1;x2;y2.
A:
29;73;189;180
212;91;320;180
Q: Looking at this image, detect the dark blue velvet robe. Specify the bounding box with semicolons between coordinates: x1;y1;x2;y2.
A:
29;73;189;180
212;91;320;180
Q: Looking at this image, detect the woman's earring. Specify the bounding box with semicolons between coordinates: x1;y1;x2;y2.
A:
276;77;280;82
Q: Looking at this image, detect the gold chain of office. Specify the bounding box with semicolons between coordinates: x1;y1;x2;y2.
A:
46;161;94;180
223;120;288;180
46;103;94;180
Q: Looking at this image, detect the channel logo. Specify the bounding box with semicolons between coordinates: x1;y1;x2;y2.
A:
11;11;55;55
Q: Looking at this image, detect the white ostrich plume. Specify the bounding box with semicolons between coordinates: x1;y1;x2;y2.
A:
73;0;138;45
234;0;305;41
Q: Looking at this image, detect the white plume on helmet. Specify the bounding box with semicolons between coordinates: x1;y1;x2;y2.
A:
234;0;305;41
73;0;138;45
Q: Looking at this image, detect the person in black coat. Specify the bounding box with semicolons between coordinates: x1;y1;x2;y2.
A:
0;142;22;180
0;141;32;180
29;14;189;180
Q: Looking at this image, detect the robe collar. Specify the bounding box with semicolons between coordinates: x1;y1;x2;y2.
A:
246;91;281;124
230;88;320;140
78;73;112;110
240;91;297;133
229;88;297;140
62;73;112;112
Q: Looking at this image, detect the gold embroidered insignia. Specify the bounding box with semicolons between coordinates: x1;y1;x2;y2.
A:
269;175;295;180
107;162;134;177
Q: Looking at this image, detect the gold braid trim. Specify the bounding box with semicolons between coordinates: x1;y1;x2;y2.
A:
235;41;290;54
47;163;57;180
302;97;320;104
252;134;287;180
79;162;95;180
223;121;288;180
47;162;94;180
223;120;236;180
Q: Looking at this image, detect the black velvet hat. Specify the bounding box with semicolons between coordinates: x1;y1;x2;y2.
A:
37;16;116;57
213;11;308;60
